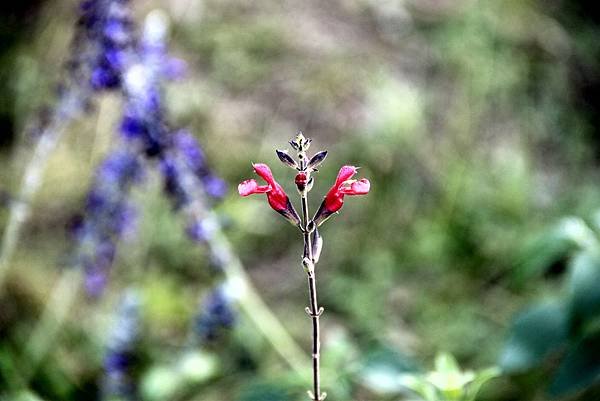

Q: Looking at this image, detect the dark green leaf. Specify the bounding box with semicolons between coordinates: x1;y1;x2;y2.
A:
512;227;577;287
568;252;600;325
548;332;600;397
359;345;419;394
499;302;569;373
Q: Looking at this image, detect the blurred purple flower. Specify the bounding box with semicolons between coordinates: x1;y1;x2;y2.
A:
72;11;226;297
101;289;141;400
194;285;236;343
73;150;142;297
186;219;218;243
90;0;135;90
57;0;136;119
171;130;227;199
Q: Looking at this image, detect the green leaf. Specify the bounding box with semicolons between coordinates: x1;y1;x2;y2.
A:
548;332;600;397
359;345;419;394
499;302;569;373
398;374;440;401
568;252;600;325
465;367;501;401
434;352;460;374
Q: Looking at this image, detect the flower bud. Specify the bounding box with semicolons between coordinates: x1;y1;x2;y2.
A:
312;228;323;263
295;172;308;192
290;132;312;152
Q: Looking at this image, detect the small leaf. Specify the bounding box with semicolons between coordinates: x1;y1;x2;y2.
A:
434;352;460;374
275;149;298;169
499;301;569;373
548;332;600;397
308;151;328;170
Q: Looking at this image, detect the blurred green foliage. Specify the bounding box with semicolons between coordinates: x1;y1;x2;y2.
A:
501;216;600;397
399;353;499;401
2;0;600;400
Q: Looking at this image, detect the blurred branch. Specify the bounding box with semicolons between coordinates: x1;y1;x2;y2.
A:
0;120;66;291
20;268;82;383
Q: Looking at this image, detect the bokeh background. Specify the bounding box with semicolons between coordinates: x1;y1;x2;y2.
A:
1;0;600;400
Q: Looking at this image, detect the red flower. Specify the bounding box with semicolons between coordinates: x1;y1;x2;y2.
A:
312;165;370;226
238;163;301;225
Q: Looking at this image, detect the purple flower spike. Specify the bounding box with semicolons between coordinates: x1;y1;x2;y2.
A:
73;149;143;297
203;175;227;199
186;219;218;243
89;0;135;91
84;267;109;298
164;57;187;80
194;285;236;342
101;289;141;400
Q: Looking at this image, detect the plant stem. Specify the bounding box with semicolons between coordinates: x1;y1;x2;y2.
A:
301;180;324;400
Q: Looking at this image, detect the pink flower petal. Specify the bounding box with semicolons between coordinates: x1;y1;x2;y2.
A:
238;179;270;196
252;163;276;187
335;166;358;187
339;178;370;195
350;178;370;194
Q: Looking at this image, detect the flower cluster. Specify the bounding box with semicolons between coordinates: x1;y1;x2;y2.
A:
238;134;370;228
119;11;186;156
58;0;135;118
88;0;136;90
73;10;225;295
194;285;236;343
72;150;143;297
101;289;141;401
161;130;227;210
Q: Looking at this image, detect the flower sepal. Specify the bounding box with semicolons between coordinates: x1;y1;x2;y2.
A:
276;149;298;169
